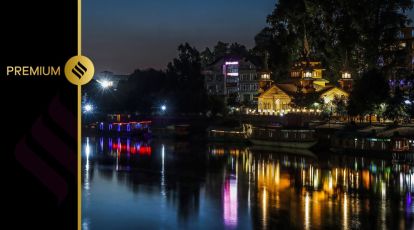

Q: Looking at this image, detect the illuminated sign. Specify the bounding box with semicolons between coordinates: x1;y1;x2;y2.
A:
223;61;239;77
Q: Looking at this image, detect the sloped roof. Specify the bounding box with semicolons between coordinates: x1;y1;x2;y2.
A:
259;81;349;99
318;85;349;96
276;83;298;96
259;84;293;98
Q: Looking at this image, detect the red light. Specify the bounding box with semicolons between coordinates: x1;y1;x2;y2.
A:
130;147;137;154
138;146;152;155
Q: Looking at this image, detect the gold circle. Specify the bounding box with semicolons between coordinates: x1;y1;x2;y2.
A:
64;55;95;86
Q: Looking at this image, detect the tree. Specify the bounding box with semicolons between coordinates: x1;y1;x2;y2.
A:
207;96;226;116
260;0;413;81
213;41;229;59
291;90;321;110
347;68;390;123
200;47;214;67
227;92;241;107
167;43;207;113
229;43;249;57
332;96;348;117
384;87;409;122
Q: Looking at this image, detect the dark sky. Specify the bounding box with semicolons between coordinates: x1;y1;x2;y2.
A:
84;0;414;74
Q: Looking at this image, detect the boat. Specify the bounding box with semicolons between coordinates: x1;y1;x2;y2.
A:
330;126;414;154
207;126;249;143
248;125;317;149
96;120;152;137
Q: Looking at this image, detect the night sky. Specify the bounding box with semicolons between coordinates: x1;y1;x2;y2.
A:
84;0;414;74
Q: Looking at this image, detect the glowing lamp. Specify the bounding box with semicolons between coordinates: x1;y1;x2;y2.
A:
304;70;312;78
342;71;351;79
84;104;93;113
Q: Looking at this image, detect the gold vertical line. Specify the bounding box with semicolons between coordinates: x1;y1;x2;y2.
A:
78;85;82;230
78;0;81;55
78;0;82;228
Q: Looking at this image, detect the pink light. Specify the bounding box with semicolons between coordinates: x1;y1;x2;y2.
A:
225;62;239;65
223;176;238;227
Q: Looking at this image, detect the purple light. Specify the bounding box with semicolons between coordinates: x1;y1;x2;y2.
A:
100;137;104;151
223;175;238;227
108;138;112;149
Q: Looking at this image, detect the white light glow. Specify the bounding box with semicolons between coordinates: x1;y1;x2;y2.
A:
84;104;93;113
225;61;239;65
161;105;166;111
100;80;112;88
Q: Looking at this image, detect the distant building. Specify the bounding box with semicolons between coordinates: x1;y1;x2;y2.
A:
203;56;259;105
396;27;414;72
258;34;352;115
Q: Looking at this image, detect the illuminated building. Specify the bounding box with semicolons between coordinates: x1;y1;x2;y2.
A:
258;34;350;115
258;52;274;95
396;27;414;72
203;56;259;105
338;53;353;92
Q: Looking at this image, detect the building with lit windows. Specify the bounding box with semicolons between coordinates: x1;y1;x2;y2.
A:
203;56;259;105
258;35;352;115
396;27;414;72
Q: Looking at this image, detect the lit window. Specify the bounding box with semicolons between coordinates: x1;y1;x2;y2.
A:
342;72;351;79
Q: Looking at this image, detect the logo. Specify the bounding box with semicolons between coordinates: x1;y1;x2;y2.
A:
64;55;94;85
71;62;88;79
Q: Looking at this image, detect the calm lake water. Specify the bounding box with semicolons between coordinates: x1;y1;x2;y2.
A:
82;136;414;229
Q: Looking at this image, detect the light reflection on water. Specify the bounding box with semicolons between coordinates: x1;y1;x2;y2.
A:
82;136;414;229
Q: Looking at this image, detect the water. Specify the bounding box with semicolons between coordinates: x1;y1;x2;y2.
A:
82;136;414;229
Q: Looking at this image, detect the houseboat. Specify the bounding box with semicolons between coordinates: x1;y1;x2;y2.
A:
248;126;318;149
97;121;152;137
331;126;414;153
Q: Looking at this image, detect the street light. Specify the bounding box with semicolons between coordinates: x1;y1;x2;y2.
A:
97;79;113;89
84;103;93;113
161;105;167;111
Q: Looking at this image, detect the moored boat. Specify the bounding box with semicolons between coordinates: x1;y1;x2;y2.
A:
207;126;249;143
97;121;152;137
331;126;414;154
248;126;317;149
